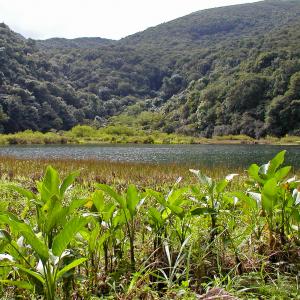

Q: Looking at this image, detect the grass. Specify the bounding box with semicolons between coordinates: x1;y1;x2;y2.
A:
0;156;247;188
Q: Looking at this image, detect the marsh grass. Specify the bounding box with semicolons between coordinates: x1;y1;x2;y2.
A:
0;156;247;189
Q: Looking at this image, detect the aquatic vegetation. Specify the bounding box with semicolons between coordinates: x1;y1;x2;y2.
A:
0;152;299;299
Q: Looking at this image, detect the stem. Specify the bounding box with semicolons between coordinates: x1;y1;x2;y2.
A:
129;230;135;272
124;210;135;271
43;263;52;300
10;243;32;268
104;242;108;272
210;214;217;243
210;194;218;243
280;191;287;245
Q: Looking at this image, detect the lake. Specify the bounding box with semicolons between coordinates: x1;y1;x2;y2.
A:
0;144;300;169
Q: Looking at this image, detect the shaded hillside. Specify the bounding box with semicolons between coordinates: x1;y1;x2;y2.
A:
0;0;300;136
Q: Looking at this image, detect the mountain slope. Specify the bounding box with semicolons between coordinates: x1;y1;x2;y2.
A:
123;0;300;49
0;0;300;137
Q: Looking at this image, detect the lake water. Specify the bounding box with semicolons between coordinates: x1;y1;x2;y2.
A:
0;144;300;169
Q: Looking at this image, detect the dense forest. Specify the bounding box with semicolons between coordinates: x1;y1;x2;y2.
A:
0;0;300;137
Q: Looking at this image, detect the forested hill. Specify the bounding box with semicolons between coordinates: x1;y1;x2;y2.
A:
0;0;300;137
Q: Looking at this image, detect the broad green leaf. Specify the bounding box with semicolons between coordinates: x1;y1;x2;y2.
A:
0;214;49;262
0;280;33;290
56;257;87;280
148;207;163;225
92;191;105;213
292;209;300;222
191;207;215;216
120;208;131;223
248;164;264;184
67;198;88;215
103;203;117;222
15;264;45;284
20;230;49;262
97;184;126;208
146;189;165;205
43;166;60;196
88;224;100;253
0;211;21;223
268;150;286;175
216;179;228;194
126;185;139;217
96;231;111;247
43;196;65;234
44;197;86;233
113;213;124;228
230;192;257;209
60;170;80;196
190;185;201;195
52;217;89;257
7;185;36;201
167;204;183;216
274;166;291;182
37;181;51;204
167;187;188;206
262;178;278;212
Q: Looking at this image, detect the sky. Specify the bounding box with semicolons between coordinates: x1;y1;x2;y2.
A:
0;0;260;40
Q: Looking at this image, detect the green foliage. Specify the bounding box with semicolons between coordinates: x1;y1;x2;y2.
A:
244;150;300;247
0;166;88;299
0;152;299;298
71;125;96;137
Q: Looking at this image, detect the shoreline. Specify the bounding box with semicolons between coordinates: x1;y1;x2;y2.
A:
0;128;299;146
0;138;299;146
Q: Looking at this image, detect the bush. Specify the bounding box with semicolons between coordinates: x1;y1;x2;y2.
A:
71;125;95;137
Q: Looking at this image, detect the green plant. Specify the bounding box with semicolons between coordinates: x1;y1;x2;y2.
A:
246;150;300;247
80;189;123;296
157;236;192;289
189;170;238;242
0;166;89;299
147;180;190;247
0;150;298;298
97;184;145;271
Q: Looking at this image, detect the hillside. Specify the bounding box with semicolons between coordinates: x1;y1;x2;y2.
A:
0;0;300;137
36;37;114;49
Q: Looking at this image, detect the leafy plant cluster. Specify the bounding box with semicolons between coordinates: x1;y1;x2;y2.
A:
0;151;299;299
0;1;300;135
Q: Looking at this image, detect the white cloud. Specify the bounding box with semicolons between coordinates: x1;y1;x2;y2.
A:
0;0;260;40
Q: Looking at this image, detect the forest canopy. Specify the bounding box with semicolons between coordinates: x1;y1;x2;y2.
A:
0;0;300;137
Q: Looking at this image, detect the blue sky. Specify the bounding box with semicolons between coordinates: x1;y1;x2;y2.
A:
0;0;260;40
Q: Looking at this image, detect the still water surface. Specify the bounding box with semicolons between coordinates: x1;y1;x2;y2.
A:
0;144;300;169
